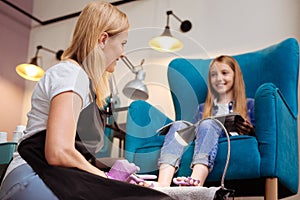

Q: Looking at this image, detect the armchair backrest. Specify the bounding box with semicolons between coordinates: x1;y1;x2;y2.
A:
168;38;299;121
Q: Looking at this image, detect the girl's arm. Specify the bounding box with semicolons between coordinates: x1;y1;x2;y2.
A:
192;103;204;123
45;91;107;178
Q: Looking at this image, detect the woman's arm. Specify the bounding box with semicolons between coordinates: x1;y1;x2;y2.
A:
45;91;107;178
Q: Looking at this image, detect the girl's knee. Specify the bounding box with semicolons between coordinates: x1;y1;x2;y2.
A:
196;119;221;133
172;121;188;130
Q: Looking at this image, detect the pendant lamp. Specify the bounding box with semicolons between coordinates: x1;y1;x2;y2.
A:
149;11;192;52
16;45;63;81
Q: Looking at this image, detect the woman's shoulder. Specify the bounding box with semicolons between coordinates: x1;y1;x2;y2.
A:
43;61;89;87
38;60;90;103
46;60;86;77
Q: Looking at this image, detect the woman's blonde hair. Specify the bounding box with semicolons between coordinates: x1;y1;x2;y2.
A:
61;1;129;108
202;55;248;119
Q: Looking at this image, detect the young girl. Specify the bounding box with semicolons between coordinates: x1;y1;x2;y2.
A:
156;55;255;187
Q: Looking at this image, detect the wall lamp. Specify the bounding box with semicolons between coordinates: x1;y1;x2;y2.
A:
16;45;63;81
149;10;192;52
121;56;149;100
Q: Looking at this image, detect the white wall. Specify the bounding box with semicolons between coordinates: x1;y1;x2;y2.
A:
0;0;33;139
25;1;300;199
25;0;300;122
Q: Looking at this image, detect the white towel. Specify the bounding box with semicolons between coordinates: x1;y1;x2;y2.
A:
155;186;220;200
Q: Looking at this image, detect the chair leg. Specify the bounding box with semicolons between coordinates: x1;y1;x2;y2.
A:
265;177;278;200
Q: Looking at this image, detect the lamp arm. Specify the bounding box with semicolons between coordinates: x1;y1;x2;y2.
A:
35;45;63;60
34;46;41;57
166;10;192;33
121;56;144;74
121;56;136;73
37;45;58;54
166;11;172;27
167;10;183;23
42;47;57;54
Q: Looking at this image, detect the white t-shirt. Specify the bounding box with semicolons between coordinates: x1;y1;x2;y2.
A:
215;103;229;115
4;61;90;178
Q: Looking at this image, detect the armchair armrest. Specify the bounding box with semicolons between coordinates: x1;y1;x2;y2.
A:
255;83;298;193
0;142;17;164
125;100;172;163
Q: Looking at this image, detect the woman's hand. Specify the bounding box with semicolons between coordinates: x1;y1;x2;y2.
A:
235;118;255;135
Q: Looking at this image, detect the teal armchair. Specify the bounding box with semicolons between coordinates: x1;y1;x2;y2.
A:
95;96;121;158
0;142;17;179
125;38;299;199
94;127;114;158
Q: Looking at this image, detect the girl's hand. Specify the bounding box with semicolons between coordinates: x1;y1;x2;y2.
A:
235;118;255;135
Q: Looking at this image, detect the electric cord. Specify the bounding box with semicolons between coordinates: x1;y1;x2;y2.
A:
175;117;235;199
208;118;230;189
209;118;235;199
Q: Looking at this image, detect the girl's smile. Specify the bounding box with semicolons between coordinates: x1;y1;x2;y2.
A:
210;61;234;102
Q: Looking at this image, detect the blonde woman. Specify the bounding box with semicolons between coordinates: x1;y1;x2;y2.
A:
0;1;171;199
156;55;255;187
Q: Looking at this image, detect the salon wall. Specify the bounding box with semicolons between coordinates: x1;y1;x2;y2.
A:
0;0;33;140
24;0;300;122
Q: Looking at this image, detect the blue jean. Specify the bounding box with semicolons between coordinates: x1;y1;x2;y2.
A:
0;163;58;200
158;119;224;172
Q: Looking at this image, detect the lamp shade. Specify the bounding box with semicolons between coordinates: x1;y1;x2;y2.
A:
149;27;183;52
16;45;63;81
175;125;196;146
122;79;149;100
16;57;45;81
121;56;149;100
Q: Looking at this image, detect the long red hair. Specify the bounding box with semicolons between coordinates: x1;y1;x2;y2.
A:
202;55;248;119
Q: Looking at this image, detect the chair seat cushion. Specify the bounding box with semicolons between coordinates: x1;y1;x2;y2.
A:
133;135;261;182
207;135;260;181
